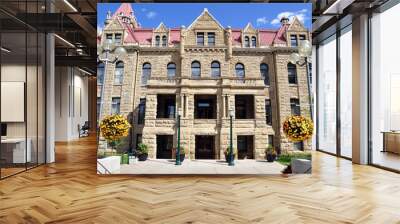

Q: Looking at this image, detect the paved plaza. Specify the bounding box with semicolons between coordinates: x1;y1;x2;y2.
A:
117;159;286;175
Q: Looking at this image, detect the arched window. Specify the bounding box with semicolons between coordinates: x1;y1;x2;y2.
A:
191;61;201;78
235;63;245;79
211;61;220;78
114;61;124;85
287;63;297;84
167;62;176;78
162;35;167;47
251;36;257;47
142;63;151;85
97;62;105;85
244;36;250;47
260;63;269;86
155;36;160;47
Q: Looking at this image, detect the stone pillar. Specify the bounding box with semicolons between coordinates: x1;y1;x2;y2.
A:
226;26;232;59
180;25;186;58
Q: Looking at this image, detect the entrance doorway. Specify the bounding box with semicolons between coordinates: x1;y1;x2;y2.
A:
195;136;215;159
237;136;254;159
156;135;173;159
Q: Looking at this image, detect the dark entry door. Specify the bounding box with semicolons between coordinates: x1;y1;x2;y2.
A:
195;136;215;159
237;136;254;159
156;135;173;159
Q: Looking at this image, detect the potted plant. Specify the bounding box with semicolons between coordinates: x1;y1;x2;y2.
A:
99;114;131;155
265;145;277;162
224;147;236;163
173;147;186;163
137;143;149;161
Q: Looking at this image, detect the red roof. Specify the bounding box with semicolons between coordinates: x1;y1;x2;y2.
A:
113;3;133;18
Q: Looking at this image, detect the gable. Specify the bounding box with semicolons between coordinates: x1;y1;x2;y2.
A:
288;17;307;32
155;22;168;33
243;23;257;34
104;19;124;31
188;9;224;31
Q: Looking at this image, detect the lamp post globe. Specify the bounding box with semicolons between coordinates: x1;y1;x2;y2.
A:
289;53;300;65
114;46;127;58
103;39;114;51
298;40;312;58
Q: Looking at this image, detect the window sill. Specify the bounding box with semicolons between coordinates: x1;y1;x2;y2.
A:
288;84;298;87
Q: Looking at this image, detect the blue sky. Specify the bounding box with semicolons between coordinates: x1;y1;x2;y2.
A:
97;3;311;33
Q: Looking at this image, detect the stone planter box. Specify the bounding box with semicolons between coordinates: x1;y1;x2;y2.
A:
97;156;121;174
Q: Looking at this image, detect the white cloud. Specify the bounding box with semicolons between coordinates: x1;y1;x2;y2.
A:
256;17;268;26
270;9;308;26
146;11;157;19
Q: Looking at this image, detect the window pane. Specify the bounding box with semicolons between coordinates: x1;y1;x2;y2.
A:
340;26;352;158
97;63;104;85
244;36;250;47
111;98;121;114
197;32;204;46
162;36;167;47
260;63;269;85
142;63;151;85
290;35;297;47
191;62;201;78
138;99;146;124
155;36;160;46
235;63;245;79
114;62;124;85
317;35;337;154
211;61;220;77
290;98;301;115
208;33;215;46
265;99;272;125
371;4;400;171
251;36;256;47
288;63;297;84
167;63;176;78
115;33;122;44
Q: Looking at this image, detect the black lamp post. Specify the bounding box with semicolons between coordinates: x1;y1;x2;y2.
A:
175;109;182;165
229;109;235;166
289;40;313;120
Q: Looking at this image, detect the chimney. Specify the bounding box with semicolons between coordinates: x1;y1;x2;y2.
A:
226;26;232;59
280;17;289;25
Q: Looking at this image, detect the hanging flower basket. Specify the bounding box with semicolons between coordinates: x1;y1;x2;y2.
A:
282;115;313;142
99;114;131;151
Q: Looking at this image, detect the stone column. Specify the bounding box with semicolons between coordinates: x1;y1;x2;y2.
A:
180;26;186;58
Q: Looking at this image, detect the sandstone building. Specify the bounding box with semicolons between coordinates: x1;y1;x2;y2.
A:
97;4;312;160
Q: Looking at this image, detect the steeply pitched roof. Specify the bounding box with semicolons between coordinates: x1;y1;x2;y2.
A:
113;3;133;18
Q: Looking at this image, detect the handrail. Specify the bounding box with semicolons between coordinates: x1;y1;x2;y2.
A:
97;160;112;174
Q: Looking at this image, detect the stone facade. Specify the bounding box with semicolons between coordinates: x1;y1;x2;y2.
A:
98;4;312;159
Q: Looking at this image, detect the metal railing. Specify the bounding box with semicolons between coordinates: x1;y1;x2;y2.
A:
97;160;112;174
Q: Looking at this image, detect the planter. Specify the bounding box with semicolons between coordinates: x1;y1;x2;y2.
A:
225;153;235;163
97;156;121;174
266;154;276;162
138;153;148;161
179;154;185;162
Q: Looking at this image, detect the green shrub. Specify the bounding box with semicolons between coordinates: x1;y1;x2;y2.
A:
121;154;129;164
276;151;312;166
137;143;149;155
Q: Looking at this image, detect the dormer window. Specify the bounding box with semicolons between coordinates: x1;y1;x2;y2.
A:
115;33;122;44
197;32;204;46
251;36;256;47
244;36;250;47
290;35;298;47
208;32;215;46
162;35;167;47
106;33;112;40
155;36;160;47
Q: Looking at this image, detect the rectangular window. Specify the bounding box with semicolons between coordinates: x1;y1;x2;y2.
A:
208;32;215;46
265;99;272;125
290;98;301;116
290;35;298;47
197;32;204;46
111;97;121;114
138;98;146;124
235;95;255;119
194;95;216;119
157;95;176;119
268;135;274;147
299;35;306;41
288;64;298;84
106;33;113;40
114;33;122;44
